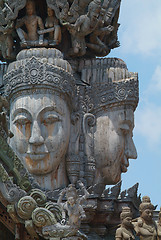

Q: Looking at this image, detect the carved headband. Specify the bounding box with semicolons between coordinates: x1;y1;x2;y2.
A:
3;55;76;103
84;76;139;113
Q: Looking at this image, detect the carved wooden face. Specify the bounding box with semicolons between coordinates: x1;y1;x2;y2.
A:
93;107;137;184
141;209;153;223
9;92;71;175
26;1;35;16
122;216;133;228
47;7;54;17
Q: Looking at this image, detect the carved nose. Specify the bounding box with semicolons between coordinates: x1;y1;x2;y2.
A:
125;137;137;159
29;121;44;145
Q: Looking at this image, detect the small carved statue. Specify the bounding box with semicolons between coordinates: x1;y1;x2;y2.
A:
157;208;161;240
134;196;157;240
0;20;14;59
44;7;61;46
15;0;44;46
57;181;89;239
64;0;101;57
115;207;135;240
87;0;121;56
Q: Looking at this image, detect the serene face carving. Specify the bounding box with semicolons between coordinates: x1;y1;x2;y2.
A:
141;209;153;223
47;7;54;17
122;217;133;228
84;106;137;185
26;1;35;16
93;106;137;184
9;92;71;175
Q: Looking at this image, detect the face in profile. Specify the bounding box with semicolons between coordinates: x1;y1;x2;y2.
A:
84;106;137;185
94;106;137;184
9;92;71;175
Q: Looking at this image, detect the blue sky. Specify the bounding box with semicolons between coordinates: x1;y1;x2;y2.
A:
108;0;161;209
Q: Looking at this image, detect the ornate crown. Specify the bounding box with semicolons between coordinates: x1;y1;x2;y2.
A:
120;207;132;220
86;77;138;113
3;48;76;103
81;58;138;113
139;196;155;212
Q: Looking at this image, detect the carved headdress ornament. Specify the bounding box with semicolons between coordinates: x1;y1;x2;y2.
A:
66;184;78;199
84;58;139;113
3;48;76;106
139;196;155;213
120;207;132;220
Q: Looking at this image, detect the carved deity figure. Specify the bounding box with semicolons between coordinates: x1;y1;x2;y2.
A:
15;0;44;46
57;181;89;239
44;7;61;45
134;196;157;240
157;208;161;240
83;59;138;186
0;20;14;59
115;207;135;240
4;48;78;191
64;0;101;56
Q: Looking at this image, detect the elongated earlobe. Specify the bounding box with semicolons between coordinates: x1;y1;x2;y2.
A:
66;113;81;185
83;113;96;187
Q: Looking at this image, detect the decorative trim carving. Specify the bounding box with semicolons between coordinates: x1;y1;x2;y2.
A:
4;56;76;104
85;77;139;113
17;196;37;220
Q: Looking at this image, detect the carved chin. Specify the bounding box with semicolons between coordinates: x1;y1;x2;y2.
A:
101;165;121;184
24;155;57;175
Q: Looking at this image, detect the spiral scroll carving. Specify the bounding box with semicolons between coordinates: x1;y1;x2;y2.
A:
17;196;37;220
30;189;47;207
32;207;57;228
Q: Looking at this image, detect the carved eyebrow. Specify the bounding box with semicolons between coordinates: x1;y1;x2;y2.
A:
12;108;32;121
38;106;64;118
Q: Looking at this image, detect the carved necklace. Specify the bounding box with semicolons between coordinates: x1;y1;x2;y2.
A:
142;222;156;233
121;227;135;239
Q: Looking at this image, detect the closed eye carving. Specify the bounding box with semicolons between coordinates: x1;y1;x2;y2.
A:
42;114;61;125
13;115;31;126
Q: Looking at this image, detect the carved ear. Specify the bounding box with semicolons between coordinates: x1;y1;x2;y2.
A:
68;113;81;154
66;113;81;184
83;113;96;187
83;113;96;137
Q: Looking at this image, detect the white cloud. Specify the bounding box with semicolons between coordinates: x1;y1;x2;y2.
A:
145;65;161;95
135;104;161;148
119;0;161;56
134;63;161;148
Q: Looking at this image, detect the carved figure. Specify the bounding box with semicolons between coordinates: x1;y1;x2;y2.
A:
134;196;157;240
157;208;161;240
64;0;101;56
4;48;78;191
83;59;138;186
87;0;121;56
57;181;89;239
115;207;135;240
15;0;44;46
44;7;61;46
0;20;14;59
